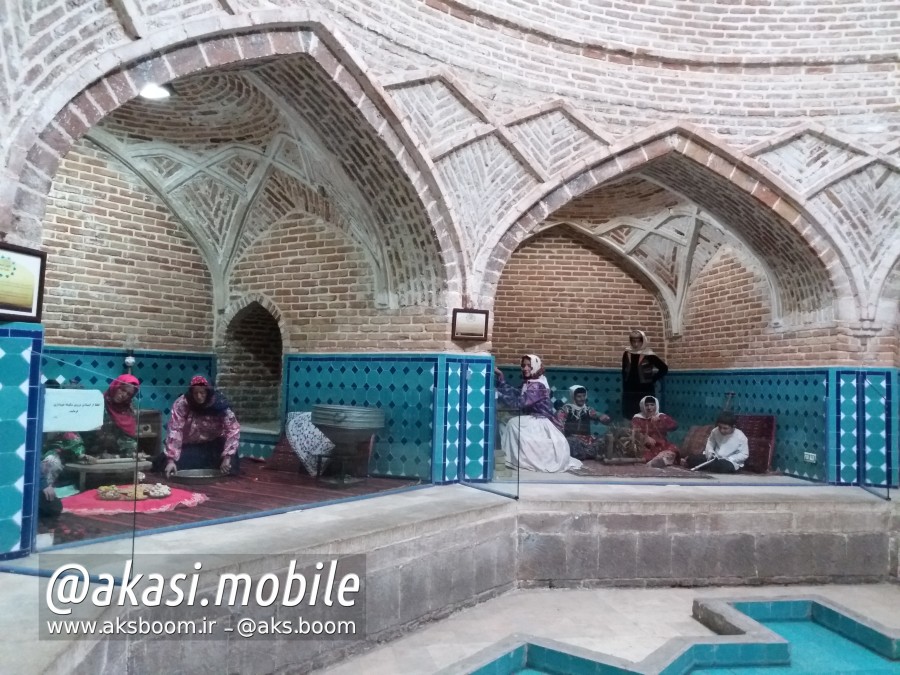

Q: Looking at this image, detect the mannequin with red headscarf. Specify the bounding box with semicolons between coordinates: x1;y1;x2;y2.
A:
82;374;142;458
154;375;241;477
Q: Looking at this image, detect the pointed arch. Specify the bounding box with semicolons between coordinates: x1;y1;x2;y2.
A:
5;15;465;309
474;123;856;331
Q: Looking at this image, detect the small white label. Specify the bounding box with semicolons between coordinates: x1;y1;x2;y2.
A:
803;452;817;463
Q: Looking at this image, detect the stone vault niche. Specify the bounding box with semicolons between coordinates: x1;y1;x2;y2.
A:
217;302;283;424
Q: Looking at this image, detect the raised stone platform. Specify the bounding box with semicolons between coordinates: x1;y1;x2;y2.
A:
2;483;897;674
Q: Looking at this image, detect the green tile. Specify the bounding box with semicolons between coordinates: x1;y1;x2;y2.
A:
0;517;21;552
0;453;25;487
0;487;24;520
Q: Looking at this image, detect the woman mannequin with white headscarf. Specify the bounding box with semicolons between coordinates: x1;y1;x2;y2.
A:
494;354;582;472
621;330;669;419
631;395;679;468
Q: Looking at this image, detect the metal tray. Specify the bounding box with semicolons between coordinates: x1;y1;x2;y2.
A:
169;468;222;484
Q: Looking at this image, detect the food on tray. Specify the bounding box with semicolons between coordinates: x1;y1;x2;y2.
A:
95;484;149;501
145;483;171;498
96;485;121;500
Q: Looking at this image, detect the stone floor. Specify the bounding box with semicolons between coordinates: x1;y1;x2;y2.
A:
2;482;895;674
315;584;900;675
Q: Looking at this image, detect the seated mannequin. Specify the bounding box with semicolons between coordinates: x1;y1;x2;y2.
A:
684;411;749;473
631;396;680;468
555;385;612;460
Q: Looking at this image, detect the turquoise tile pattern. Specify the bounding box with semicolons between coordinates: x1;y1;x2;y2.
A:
41;347;216;419
283;354;437;480
283;354;494;483
663;369;829;481
837;371;860;484
832;369;898;488
440;360;463;482
239;432;279;459
498;366;622;420
457;358;493;482
0;323;44;558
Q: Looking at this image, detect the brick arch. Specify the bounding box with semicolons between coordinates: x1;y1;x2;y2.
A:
475;124;856;331
219;294;286;347
5;16;464;308
533;222;680;336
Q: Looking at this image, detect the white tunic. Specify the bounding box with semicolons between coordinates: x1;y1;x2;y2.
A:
705;428;750;469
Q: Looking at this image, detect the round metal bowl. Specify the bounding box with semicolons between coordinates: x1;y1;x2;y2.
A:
168;468;223;484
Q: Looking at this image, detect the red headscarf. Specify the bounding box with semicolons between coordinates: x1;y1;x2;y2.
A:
105;374;140;437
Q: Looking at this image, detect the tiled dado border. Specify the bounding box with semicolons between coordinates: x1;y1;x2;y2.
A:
0;324;44;560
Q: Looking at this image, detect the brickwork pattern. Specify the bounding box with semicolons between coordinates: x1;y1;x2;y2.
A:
437;0;900;61
670;250;898;368
492;228;666;367
230;213;450;352
42;141;214;350
217;302;283;423
0;3;897;364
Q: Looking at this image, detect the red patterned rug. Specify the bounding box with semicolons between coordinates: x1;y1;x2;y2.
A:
61;486;208;515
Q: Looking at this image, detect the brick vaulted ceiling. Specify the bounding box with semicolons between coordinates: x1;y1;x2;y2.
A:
85;55;445;310
549;175;782;335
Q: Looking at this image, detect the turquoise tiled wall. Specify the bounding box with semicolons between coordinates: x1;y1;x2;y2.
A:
283;354;437;480
498;366;622;416
41;347;216;418
283;353;494;483
834;368;898;487
498;365;898;486
664;369;830;481
444;357;493;482
239;432;278;459
0;323;44;558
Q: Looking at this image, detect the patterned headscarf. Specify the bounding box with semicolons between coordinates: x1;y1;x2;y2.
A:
186;375;232;415
566;384;589;419
522;354;550;390
105;374;140;437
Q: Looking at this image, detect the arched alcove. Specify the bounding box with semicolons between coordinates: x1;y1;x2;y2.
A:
492;225;666;367
217;302;284;425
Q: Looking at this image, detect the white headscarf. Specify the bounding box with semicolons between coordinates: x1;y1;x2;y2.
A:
522;354;549;390
633;395;661;419
626;330;655;356
566;384;589;418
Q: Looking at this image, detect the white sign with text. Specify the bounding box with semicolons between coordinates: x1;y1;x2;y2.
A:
43;389;104;432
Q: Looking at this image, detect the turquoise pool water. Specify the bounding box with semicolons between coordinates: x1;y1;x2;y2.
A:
691;618;900;674
467;600;898;674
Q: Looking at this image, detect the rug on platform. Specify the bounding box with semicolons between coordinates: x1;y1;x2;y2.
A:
62;486;208;515
568;460;713;479
40;461;420;544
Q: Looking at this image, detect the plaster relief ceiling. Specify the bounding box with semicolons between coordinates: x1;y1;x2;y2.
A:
546;175;768;333
86;56;444;309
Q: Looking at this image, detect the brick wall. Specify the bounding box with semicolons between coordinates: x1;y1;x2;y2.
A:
492;227;666;367
41;140;214;350
230;213;449;352
216;302;282;423
669;249;897;367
